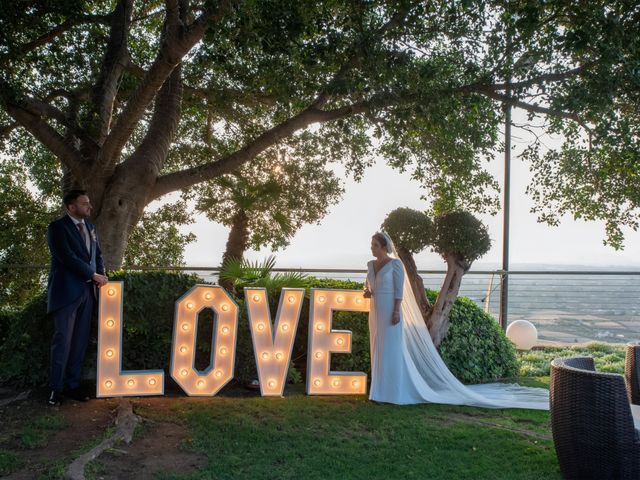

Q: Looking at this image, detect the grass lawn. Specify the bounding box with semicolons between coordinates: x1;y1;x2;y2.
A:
135;382;559;480
517;342;625;376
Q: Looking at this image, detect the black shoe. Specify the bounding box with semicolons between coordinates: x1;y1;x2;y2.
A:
47;390;63;406
65;388;90;402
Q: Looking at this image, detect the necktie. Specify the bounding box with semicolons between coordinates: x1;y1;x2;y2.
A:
77;223;90;252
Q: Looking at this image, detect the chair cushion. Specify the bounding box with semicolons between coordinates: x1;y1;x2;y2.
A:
631;404;640;432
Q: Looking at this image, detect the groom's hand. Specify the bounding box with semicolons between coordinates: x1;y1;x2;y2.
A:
92;273;108;287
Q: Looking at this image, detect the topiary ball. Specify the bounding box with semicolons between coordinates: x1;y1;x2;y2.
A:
434;291;519;383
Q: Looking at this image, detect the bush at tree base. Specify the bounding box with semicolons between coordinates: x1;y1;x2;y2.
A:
0;272;517;387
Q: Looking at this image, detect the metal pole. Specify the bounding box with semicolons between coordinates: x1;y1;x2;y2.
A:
500;84;511;330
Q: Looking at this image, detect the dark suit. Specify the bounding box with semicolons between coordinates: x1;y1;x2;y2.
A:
47;215;105;392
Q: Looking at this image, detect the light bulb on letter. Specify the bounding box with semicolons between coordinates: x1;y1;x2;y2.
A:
106;319;115;328
215;370;223;378
127;379;135;387
107;288;115;297
181;323;190;331
281;324;289;332
105;380;113;388
186;302;194;310
220;347;228;355
180;346;188;354
253;294;261;302
336;338;344;346
221;326;230;334
105;349;114;358
288;296;295;303
221;304;229;312
149;378;157;386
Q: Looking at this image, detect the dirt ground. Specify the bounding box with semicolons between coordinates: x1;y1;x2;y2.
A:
0;385;208;479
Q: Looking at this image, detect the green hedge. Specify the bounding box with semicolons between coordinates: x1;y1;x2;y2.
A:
0;271;517;388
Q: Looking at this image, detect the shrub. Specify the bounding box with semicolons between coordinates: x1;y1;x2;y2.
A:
0;272;517;388
435;291;519;382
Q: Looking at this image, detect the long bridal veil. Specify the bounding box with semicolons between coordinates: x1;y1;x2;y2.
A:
381;232;549;410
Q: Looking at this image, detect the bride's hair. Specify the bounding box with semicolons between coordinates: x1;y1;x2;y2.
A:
372;232;394;254
372;232;388;248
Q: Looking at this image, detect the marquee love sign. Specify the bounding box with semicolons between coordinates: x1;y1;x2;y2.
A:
96;283;370;398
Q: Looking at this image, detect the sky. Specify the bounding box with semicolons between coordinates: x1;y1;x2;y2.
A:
178;113;640;271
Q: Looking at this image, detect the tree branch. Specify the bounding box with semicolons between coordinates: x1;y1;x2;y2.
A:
0;14;111;66
3;100;85;180
90;0;134;145
98;0;233;167
481;89;589;128
150;96;378;199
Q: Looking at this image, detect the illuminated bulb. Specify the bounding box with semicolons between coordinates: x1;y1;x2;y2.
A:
337;296;344;303
355;297;362;304
107;288;116;297
336;338;344;346
315;351;323;359
105;349;114;358
215;370;223;378
268;380;276;388
186;302;194;310
106;319;115;328
275;352;283;360
281;323;289;332
105;380;113;388
197;380;205;388
221;304;229;312
288;295;295;303
148;378;157;386
352;380;360;388
220;347;228;355
313;379;321;386
257;323;265;331
181;323;190;331
180;369;188;377
180;346;188;354
318;296;326;303
127;379;135;386
253;294;261;302
221;326;230;334
204;292;213;300
333;379;341;387
316;323;324;331
262;352;269;360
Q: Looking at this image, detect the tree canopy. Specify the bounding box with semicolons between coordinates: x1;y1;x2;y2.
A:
1;0;638;276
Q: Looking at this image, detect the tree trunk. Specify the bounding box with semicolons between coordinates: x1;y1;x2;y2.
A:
219;209;250;292
396;245;432;329
427;253;468;347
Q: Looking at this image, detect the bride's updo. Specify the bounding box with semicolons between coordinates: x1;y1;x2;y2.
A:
372;232;394;253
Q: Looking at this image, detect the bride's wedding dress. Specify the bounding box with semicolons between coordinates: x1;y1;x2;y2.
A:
365;238;549;410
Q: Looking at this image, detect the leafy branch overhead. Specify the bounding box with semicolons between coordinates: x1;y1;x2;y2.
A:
0;0;638;273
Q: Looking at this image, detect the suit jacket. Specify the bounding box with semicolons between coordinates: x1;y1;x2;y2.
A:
47;215;105;313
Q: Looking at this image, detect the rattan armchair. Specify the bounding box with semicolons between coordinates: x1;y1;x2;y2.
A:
550;356;640;479
625;343;640;405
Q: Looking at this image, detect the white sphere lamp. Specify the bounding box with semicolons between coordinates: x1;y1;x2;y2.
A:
506;320;538;350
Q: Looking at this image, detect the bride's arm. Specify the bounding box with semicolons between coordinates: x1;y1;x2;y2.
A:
363;261;372;298
392;260;403;324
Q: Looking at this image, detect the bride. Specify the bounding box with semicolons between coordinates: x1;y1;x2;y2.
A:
364;232;548;409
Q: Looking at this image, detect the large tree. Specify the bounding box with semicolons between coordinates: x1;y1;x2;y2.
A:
1;0;639;271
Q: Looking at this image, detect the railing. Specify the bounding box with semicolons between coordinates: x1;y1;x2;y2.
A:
4;265;640;345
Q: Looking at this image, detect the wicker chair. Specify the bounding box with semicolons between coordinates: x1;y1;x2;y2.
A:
625;343;640;405
550;357;640;479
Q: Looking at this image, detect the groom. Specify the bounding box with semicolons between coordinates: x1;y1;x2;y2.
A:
47;190;108;406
